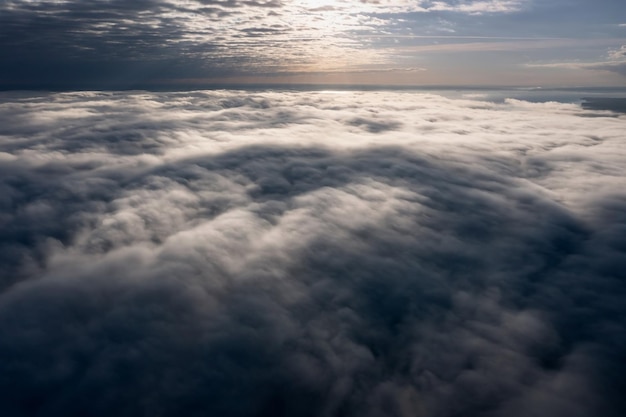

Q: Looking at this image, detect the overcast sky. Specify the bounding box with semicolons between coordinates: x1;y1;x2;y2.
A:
1;0;626;88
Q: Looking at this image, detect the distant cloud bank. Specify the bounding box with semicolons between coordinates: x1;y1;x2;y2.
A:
0;90;625;416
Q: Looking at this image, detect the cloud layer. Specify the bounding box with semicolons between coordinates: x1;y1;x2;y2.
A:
0;90;625;416
4;0;518;85
2;0;626;87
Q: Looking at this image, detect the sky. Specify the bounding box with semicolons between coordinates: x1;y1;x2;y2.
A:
1;0;626;88
0;89;625;416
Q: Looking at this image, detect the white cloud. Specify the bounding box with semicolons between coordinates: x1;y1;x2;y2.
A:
427;0;524;14
608;44;626;60
0;90;624;416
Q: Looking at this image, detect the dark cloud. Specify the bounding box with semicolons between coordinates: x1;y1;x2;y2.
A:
0;0;291;88
0;90;625;416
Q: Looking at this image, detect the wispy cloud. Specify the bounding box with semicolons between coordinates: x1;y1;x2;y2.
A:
392;37;620;54
526;44;626;76
426;0;525;14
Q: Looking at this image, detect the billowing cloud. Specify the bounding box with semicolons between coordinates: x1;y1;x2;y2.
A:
0;90;625;416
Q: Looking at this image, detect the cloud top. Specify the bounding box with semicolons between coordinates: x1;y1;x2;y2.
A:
0;90;625;416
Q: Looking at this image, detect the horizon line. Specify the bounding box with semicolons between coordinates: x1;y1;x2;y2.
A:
2;83;626;93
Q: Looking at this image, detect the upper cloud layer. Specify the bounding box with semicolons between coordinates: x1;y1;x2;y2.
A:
0;0;532;87
0;90;625;416
3;0;625;87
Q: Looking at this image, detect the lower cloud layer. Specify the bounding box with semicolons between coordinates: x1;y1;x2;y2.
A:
0;90;625;416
